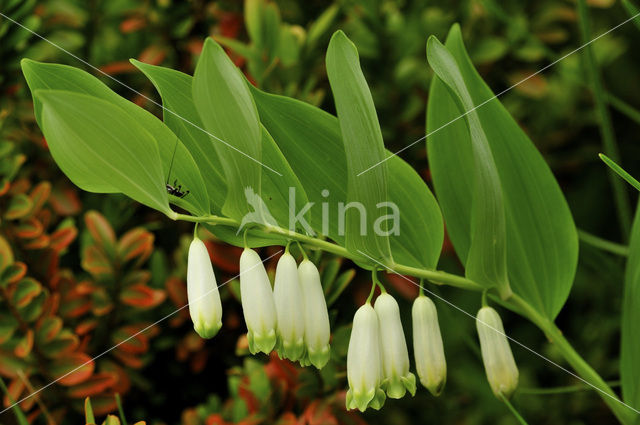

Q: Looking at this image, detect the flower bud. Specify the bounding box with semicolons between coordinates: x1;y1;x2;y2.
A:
273;252;305;361
476;306;519;399
412;295;446;395
187;237;222;339
346;303;386;412
374;293;416;399
239;248;277;354
298;259;330;369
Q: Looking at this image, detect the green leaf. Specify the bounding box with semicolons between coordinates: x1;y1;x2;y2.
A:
621;202;640;412
85;397;96;425
214;36;257;60
250;86;443;269
129;59;227;210
203;125;310;248
193;38;263;221
599;153;640;192
34;90;173;216
426;24;578;318
306;4;339;51
21;59;209;216
426;35;510;298
621;0;640;32
0;377;29;425
132;60;308;246
326;30;392;263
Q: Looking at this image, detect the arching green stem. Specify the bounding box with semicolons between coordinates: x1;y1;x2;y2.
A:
174;212;634;424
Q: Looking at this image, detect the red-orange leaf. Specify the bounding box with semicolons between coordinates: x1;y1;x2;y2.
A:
49;187;81;216
13;278;42;308
0;316;19;344
41;330;79;358
165;277;187;307
14;330;34;358
14;218;43;239
75;319;98;335
0;179;9;196
1;261;27;285
90;397;119;417
207;241;242;274
117;229;154;264
50;226;78;252
22;235;50;250
0;235;14;272
120;16;146;33
112;327;148;355
36;316;63;344
112;349;144;369
122;270;151;287
85;211;116;257
82;245;113;277
137;45;166;65
67;372;118;398
4;194;33;220
120;284;165;309
28;182;51;217
50;353;94;386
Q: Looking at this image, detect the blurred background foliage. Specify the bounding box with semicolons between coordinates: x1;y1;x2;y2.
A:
1;0;640;424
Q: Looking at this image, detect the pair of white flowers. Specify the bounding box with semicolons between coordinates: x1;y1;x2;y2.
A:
346;292;446;411
186;237;331;369
346;292;518;411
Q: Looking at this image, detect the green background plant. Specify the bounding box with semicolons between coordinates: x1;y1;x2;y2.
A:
2;0;640;424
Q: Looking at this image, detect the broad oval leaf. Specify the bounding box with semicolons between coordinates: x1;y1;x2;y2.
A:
621;204;640;411
131;60;309;247
326;30;392;263
426;24;578;319
35;90;172;216
50;352;94;386
130;59;227;211
193;38;262;221
21;59;209;215
426;35;510;298
250;86;443;270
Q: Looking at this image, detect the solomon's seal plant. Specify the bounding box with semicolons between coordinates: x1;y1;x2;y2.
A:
186;234;223;339
346;301;386;412
476;306;520;400
239;248;278;355
298;257;331;369
412;293;447;396
273;248;306;361
18;15;640;424
374;291;417;399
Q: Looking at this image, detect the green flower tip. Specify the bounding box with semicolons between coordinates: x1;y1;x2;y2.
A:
383;372;416;399
424;375;446;397
346;387;386;412
194;320;222;339
275;336;306;362
307;345;331;369
248;328;277;355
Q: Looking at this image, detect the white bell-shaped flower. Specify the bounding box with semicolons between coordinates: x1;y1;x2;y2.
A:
273;251;305;361
298;259;331;369
412;295;446;395
346;303;386;411
476;306;519;399
187;237;222;339
374;293;416;399
239;248;277;354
